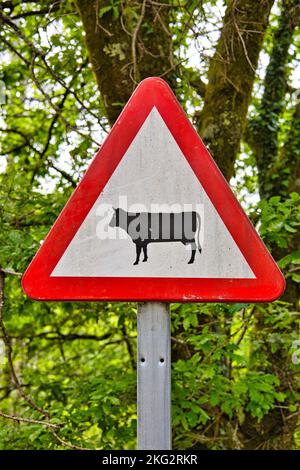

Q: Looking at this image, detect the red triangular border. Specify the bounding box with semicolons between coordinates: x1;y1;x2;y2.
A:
22;78;285;302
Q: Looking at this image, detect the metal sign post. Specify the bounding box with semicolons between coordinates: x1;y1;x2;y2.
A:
137;302;171;450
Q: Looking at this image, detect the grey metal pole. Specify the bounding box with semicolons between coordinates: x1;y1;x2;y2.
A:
137;302;171;450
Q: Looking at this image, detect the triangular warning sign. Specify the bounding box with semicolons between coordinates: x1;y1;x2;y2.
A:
22;77;285;302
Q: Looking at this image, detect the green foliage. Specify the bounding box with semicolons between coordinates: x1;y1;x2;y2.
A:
0;0;299;451
259;192;300;250
99;0;121;20
170;300;300;449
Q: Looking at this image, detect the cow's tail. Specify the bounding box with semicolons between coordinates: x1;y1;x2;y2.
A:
196;212;202;253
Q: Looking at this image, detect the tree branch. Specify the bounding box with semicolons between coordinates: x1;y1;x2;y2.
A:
48;163;77;187
121;324;136;370
0;411;62;429
11;1;61;20
131;0;147;85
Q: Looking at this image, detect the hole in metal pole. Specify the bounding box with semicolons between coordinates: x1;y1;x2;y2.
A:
141;357;145;363
160;358;165;363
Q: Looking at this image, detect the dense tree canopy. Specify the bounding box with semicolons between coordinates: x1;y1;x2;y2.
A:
0;0;299;450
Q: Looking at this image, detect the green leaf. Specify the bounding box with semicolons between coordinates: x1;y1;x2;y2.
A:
279;251;300;268
291;273;300;283
99;5;113;18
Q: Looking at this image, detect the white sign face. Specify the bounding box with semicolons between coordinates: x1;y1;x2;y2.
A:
51;107;255;279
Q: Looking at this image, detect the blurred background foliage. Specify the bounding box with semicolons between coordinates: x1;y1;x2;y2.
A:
0;0;299;450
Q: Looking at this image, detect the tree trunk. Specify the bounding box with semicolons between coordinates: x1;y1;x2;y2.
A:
245;0;299;306
197;0;275;181
240;1;300;449
75;0;175;125
247;0;299;199
277;101;300;307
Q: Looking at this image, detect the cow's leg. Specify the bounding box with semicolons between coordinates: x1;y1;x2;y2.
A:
134;242;142;265
188;241;196;264
142;243;148;262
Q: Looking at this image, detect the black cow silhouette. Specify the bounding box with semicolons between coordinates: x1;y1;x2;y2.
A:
109;208;202;265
